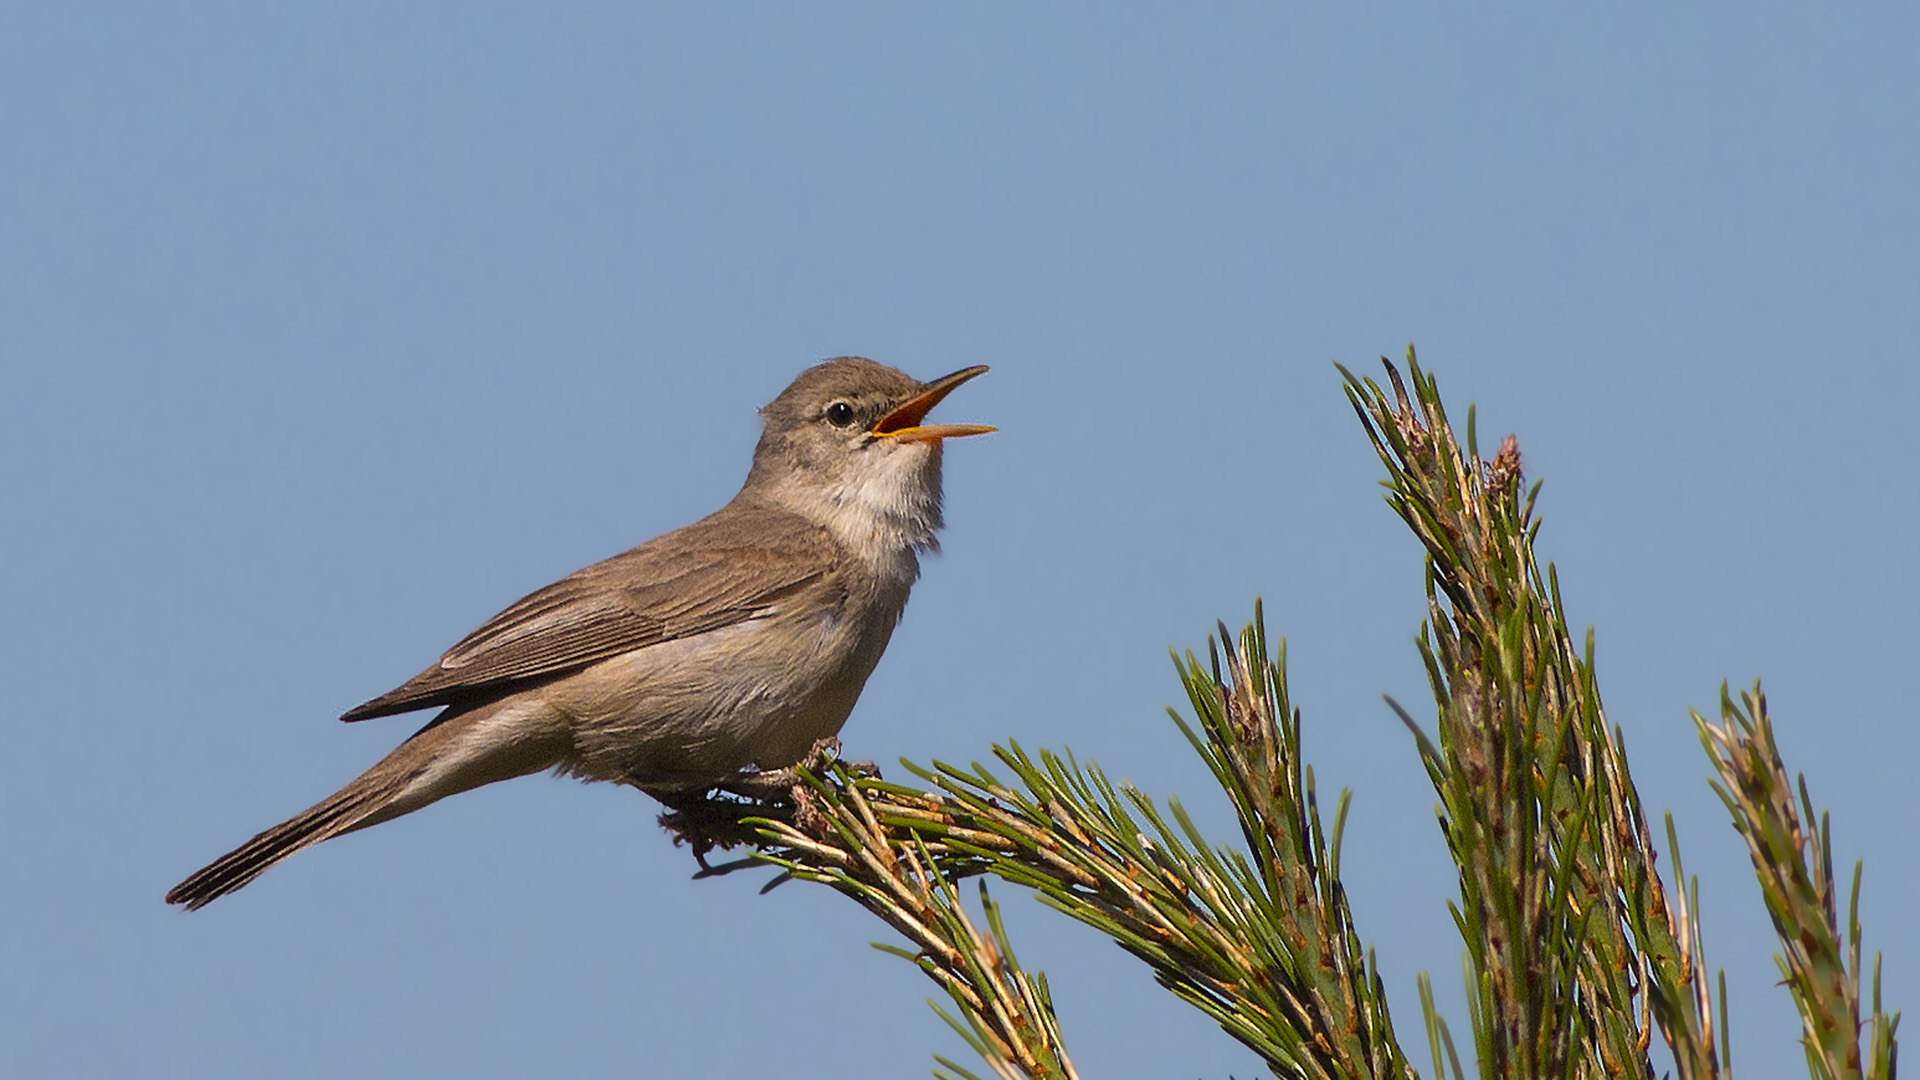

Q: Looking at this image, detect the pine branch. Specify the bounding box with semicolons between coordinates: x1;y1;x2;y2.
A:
1696;683;1900;1080
760;772;1081;1080
677;614;1413;1080
666;346;1902;1080
1339;349;1722;1080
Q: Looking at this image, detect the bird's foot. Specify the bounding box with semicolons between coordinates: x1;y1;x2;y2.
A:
651;790;769;873
645;738;880;873
713;737;881;800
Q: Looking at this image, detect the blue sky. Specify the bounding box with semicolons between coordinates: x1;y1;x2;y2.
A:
4;6;1915;1078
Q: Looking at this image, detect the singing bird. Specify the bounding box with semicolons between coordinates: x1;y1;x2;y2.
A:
167;357;993;909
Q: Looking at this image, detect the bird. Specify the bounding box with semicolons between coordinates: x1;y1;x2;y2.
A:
166;357;993;909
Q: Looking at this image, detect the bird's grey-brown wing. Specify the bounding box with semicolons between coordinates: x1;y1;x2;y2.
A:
340;509;839;722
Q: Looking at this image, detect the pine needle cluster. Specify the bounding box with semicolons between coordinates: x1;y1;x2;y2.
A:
677;349;1898;1080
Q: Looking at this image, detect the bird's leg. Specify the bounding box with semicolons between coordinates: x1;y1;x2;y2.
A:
643;785;776;871
714;737;881;802
640;738;881;870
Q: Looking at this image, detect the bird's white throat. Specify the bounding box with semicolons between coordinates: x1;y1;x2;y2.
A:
778;442;944;585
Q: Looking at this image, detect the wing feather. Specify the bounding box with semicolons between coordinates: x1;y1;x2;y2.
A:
340;507;837;722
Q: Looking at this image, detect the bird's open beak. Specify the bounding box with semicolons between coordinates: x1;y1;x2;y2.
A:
872;365;997;444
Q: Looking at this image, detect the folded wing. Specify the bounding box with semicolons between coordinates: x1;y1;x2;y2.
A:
340;508;837;722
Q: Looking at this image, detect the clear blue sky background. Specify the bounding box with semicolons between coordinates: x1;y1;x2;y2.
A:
4;6;1914;1078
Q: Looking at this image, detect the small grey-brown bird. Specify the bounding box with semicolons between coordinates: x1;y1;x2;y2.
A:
166;357;993;909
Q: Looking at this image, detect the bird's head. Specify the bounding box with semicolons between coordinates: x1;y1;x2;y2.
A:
744;357;994;555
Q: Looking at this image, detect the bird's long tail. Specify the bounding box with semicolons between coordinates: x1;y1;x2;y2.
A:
165;769;412;910
166;705;557;910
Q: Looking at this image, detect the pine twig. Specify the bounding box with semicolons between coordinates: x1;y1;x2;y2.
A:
1697;683;1900;1080
691;614;1413;1080
1341;348;1721;1080
749;763;1080;1080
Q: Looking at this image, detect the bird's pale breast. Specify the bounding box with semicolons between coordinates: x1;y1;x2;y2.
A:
545;577;909;789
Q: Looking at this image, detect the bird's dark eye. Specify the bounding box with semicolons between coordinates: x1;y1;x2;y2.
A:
825;401;857;427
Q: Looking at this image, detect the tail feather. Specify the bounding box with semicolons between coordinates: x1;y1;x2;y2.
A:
168;701;568;910
165;770;411;910
166;710;492;910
